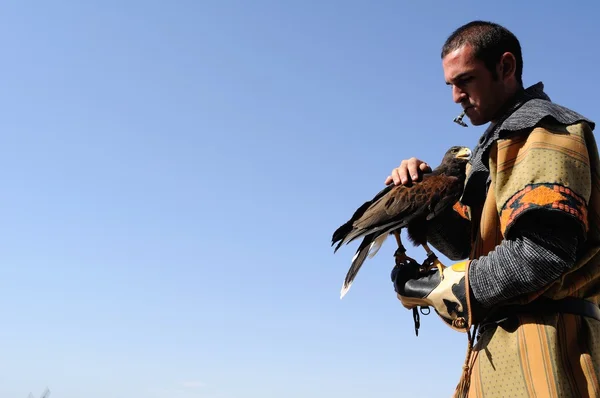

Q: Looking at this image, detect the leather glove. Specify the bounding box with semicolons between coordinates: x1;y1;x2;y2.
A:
391;258;476;332
390;256;426;309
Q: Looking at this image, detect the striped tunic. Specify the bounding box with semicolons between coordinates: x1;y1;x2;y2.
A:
459;120;600;397
428;83;600;397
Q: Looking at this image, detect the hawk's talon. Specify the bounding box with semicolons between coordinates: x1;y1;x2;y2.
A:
436;261;446;279
393;247;406;258
422;252;446;279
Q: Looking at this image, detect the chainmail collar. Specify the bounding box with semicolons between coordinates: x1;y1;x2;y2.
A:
460;81;595;209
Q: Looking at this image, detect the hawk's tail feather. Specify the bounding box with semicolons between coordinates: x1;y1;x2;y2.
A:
367;233;389;258
331;185;395;251
340;234;375;299
337;219;405;250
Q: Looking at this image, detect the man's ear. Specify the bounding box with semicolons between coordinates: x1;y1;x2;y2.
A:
499;52;516;81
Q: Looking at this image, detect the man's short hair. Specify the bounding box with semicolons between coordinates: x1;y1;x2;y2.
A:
441;21;523;86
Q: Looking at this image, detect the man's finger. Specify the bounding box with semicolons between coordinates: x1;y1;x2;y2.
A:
396;166;409;185
407;158;421;181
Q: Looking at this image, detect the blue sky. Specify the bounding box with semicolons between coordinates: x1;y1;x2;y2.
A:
1;1;598;397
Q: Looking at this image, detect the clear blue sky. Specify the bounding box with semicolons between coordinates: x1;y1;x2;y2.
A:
1;1;598;397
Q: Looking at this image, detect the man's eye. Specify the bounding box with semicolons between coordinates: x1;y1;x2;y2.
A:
457;77;473;86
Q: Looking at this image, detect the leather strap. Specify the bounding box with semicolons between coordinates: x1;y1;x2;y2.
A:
479;297;600;333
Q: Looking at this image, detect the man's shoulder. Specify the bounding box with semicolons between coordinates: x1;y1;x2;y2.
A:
500;97;595;135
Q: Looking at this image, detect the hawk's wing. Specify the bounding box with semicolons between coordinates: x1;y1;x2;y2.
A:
335;174;461;247
331;184;394;252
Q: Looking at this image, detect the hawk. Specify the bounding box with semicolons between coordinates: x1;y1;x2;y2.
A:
332;146;472;298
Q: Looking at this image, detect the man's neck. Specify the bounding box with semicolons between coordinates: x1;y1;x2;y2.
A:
490;85;525;125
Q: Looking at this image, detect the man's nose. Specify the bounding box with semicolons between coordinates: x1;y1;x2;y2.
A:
453;85;467;104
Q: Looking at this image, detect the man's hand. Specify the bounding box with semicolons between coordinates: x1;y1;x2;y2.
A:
385;157;432;186
390;256;425;309
391;259;476;332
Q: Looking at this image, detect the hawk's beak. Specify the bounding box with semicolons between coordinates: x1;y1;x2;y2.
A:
456;147;472;160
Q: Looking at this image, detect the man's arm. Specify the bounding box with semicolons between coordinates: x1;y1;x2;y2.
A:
467;211;582;309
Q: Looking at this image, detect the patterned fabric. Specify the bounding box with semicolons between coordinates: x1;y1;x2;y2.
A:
499;183;588;235
493;125;592;237
453;201;471;221
466;313;600;397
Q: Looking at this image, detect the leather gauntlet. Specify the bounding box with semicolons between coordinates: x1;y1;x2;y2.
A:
391;259;476;332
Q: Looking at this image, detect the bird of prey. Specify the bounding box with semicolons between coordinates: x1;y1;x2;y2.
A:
332;146;472;299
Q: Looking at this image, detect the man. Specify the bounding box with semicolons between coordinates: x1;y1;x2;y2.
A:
388;21;600;397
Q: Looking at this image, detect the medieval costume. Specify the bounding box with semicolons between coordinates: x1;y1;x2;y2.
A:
393;82;600;397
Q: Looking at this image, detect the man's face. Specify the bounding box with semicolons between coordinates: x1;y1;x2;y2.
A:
442;44;506;126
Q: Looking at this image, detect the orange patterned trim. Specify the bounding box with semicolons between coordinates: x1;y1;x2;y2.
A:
499;183;588;235
453;201;471;221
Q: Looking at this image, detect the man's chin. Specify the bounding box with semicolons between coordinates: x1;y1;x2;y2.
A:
467;114;490;126
468;118;487;126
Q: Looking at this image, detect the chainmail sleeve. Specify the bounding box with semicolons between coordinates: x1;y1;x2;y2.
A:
468;207;583;309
